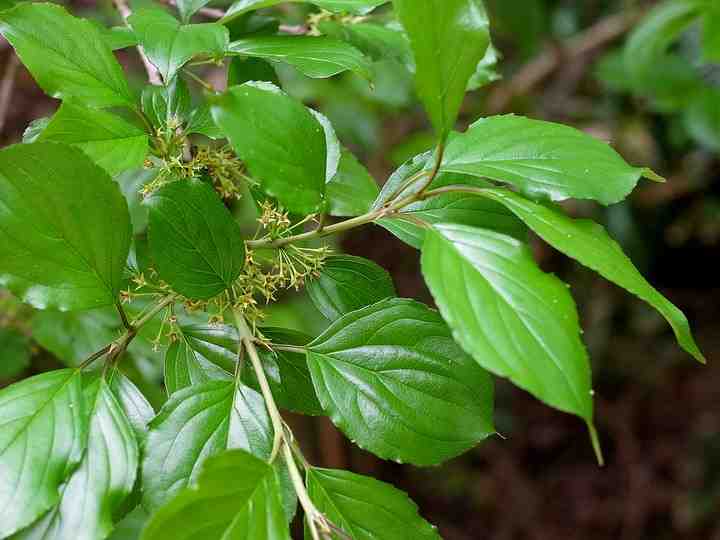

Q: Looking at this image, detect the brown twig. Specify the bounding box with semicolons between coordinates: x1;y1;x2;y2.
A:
486;9;645;114
112;0;162;85
0;54;19;135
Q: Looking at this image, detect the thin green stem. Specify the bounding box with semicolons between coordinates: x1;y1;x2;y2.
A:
234;309;333;540
116;301;133;332
79;294;177;371
234;310;285;460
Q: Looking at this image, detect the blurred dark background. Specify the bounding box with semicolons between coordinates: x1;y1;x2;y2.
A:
1;1;718;539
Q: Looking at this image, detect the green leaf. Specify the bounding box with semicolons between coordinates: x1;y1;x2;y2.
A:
14;379;138;540
467;43;501;91
307;297;494;466
702;3;720;62
129;8;229;82
185;104;224;139
310;109;341;183
141;76;192;129
306;468;440;540
317;20;412;65
32;308;119;367
22;117;49;143
38;102;149;177
141;450;290;540
307;255;396;321
0;3;133;107
146;179;246;300
100;26;138;51
373;151;526;249
211;82;327;214
164;332;233;395
684;88;720;151
624;0;702;93
141;381;273;510
0;143;132;311
228;36;372;79
175;0;212;22
224;0;387;22
393;0;490;138
251;327;324;416
326;149;379;217
441;115;658;205
117;168;155;234
109;372;155;442
474;188;705;363
421;223;594;423
0;369;87;537
0;327;30;379
227;57;280;87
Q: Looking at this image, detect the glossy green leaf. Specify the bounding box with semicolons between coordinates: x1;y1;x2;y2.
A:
185;105;224;139
146;179;246;300
38;102;149;176
141;76;192;129
211;82;327;214
22;117;49;143
307;297;494;466
0;3;132;107
142;450;290;540
441;115;660;205
310;109;341;183
228;36;372;79
0;143;132;311
129;8;229;82
109;372;155;442
15;379;138;540
0;327;30;379
32;308;119;367
164;333;232;395
624;0;702;92
421;223;594;423
100;26;138;51
326;149;379;217
141;381;273;510
393;0;490;138
475;188;705;363
307;255;396;321
306;468;440;540
227;57;280;87
252;327;324;416
0;370;87;537
175;0;212;22
373;151;526;249
117;168;155;234
224;0;387;22
317;20;412;65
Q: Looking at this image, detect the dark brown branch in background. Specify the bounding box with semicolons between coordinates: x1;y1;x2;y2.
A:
486;9;645;114
0;54;19;135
